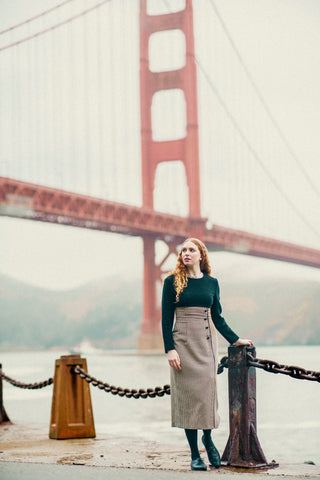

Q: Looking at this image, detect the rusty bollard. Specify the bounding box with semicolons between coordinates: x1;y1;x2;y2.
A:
221;345;277;469
49;354;95;439
0;364;11;424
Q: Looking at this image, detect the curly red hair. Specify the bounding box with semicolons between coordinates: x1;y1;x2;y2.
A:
169;238;211;302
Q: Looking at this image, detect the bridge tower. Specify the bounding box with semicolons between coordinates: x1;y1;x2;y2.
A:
138;0;204;350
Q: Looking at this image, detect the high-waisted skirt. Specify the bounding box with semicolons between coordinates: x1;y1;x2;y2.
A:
170;306;220;430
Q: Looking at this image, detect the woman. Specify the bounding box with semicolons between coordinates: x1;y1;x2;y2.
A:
161;238;253;471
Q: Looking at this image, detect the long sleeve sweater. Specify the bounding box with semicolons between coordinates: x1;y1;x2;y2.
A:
161;273;239;353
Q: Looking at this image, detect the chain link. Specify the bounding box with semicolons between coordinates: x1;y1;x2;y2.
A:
73;358;228;399
247;353;320;382
0;372;53;389
2;352;318;396
217;356;228;374
73;365;171;398
0;357;226;398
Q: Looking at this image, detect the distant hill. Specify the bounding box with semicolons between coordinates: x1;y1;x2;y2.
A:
0;272;319;350
221;279;320;345
0;274;142;350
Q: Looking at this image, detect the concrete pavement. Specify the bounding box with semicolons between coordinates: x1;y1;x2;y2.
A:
0;423;319;479
1;462;320;480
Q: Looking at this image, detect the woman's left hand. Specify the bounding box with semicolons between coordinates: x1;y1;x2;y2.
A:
234;338;254;346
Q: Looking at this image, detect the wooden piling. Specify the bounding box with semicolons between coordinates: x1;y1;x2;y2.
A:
221;345;277;468
0;364;11;424
49;355;95;439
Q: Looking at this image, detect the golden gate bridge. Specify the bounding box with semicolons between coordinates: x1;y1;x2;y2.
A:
0;0;319;349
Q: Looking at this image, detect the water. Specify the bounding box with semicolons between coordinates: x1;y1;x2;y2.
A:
1;346;319;465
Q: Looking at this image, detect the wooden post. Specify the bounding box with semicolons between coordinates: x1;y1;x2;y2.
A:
0;364;11;424
49;355;95;439
221;346;277;468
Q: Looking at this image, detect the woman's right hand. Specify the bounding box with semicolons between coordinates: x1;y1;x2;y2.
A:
167;349;181;370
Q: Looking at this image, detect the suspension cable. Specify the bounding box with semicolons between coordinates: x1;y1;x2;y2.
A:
0;0;74;36
0;0;112;53
161;0;320;240
196;58;320;241
208;0;320;202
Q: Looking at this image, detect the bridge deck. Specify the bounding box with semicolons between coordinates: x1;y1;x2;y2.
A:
1;176;320;268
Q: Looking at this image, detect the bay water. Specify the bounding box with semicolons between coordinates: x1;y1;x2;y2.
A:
1;345;319;465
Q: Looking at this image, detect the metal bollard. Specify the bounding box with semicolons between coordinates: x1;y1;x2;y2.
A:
0;363;11;424
49;354;95;439
221;345;278;469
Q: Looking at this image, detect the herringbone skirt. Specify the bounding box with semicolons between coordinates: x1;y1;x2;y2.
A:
170;306;220;429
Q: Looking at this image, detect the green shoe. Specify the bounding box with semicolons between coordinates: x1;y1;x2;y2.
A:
202;435;221;468
191;457;207;471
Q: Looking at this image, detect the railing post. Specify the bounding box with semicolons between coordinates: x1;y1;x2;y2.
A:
0;363;11;424
221;345;277;468
49;354;95;439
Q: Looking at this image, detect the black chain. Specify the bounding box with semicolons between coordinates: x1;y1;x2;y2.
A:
0;372;53;389
247;353;320;383
73;365;171;398
2;353;317;395
217;356;228;374
73;358;228;399
0;357;226;398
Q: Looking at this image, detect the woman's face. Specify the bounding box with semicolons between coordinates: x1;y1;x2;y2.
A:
181;241;201;268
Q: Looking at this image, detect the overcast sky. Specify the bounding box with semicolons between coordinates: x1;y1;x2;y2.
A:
0;0;319;290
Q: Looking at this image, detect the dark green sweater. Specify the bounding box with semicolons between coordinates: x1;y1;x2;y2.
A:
161;273;239;353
